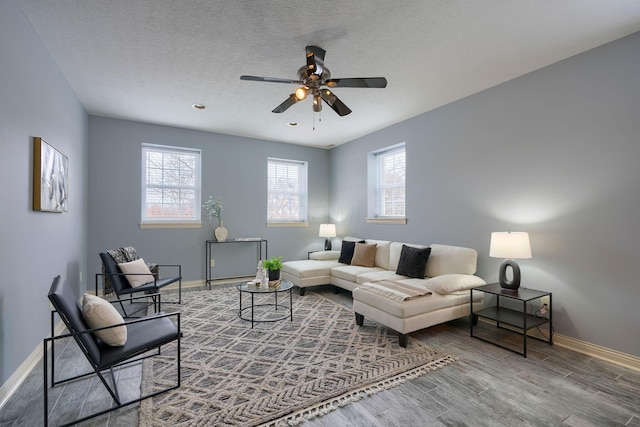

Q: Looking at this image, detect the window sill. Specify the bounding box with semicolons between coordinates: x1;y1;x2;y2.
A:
365;217;407;225
266;221;309;228
140;222;202;229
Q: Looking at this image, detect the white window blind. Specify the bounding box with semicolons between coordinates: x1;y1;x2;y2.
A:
267;158;308;222
375;145;405;217
141;143;201;223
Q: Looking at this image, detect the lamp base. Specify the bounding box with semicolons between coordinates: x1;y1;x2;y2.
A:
324;238;332;251
498;259;521;291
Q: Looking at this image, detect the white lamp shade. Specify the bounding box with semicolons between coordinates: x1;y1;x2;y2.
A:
489;232;532;259
318;223;336;238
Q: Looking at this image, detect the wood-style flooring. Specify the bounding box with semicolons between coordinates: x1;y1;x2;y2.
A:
1;285;639;426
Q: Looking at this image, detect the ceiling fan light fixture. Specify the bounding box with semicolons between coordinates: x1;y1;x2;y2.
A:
240;45;386;118
313;94;322;112
295;87;308;100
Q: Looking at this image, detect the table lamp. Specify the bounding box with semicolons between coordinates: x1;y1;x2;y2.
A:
489;231;532;291
319;224;336;251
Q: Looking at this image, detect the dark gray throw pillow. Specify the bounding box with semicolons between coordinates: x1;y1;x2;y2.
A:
338;240;365;264
396;245;431;279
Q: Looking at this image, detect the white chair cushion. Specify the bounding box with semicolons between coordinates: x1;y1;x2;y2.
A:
82;293;127;346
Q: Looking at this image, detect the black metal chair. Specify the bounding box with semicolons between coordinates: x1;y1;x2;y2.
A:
44;275;180;427
97;251;182;317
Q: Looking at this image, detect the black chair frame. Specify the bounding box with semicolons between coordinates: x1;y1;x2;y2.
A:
48;292;162;388
45;276;181;427
97;252;182;318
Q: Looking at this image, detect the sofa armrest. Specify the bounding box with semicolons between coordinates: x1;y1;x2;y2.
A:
309;250;341;261
424;274;486;294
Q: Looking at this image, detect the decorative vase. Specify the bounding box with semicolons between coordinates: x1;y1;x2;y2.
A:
268;268;280;281
214;220;228;242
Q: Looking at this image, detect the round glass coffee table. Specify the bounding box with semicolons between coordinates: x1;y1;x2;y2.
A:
237;280;294;328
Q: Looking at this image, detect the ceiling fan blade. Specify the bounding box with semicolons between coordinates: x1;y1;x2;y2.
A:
305;46;326;77
326;77;387;88
240;75;300;84
272;94;298;113
320;89;352;116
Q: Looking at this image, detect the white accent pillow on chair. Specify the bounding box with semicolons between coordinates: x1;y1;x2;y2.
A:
118;258;155;287
82;293;127;346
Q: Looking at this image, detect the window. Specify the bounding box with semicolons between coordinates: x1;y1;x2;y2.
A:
267;158;308;224
141;143;201;227
367;143;406;223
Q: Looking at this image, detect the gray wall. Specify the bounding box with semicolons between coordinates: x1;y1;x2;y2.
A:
0;0;88;385
330;32;640;357
87;116;330;281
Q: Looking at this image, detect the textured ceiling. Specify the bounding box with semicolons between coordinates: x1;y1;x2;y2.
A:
18;1;640;148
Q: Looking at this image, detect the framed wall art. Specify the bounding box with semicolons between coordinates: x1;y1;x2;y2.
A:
33;137;68;212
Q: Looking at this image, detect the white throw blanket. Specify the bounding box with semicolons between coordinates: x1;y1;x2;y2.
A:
358;280;432;302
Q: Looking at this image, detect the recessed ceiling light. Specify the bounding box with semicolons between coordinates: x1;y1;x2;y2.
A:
192;104;206;110
287;122;299;127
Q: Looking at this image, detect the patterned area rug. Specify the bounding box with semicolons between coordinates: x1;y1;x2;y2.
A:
139;286;454;426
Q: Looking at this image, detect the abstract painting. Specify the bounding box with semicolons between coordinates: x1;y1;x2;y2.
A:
33;137;68;212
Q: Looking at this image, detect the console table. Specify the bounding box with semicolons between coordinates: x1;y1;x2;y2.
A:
470;283;552;357
205;239;267;287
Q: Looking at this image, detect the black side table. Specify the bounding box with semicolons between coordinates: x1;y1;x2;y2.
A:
470;283;552;357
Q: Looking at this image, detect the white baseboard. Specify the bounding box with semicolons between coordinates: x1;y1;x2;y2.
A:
554;333;640;372
0;321;66;409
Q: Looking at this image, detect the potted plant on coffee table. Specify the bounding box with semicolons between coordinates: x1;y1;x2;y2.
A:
262;256;283;282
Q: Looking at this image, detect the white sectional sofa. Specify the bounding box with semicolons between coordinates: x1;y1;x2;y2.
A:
281;238;486;347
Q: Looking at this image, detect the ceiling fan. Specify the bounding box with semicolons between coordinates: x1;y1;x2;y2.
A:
240;46;387;117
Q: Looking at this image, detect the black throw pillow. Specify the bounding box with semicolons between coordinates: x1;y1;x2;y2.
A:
338;240;365;264
396;245;431;279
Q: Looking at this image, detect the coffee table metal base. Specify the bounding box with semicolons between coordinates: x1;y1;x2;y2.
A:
237;281;293;328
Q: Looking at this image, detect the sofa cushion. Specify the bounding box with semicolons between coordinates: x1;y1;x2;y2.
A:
281;259;342;278
424;274;486;294
356;270;406;284
309;250;340;261
351;243;377;267
331;265;383;283
396;245;431;279
338;240;364;264
365;239;391;269
426;244;478;277
354;282;481;318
